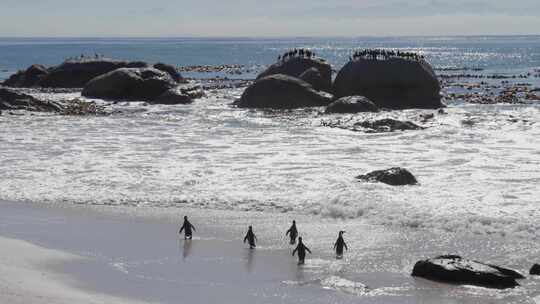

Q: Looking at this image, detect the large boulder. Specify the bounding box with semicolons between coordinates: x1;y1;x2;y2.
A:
154;63;184;83
299;67;326;91
235;74;333;109
126;61;149;68
257;57;332;92
325;96;379;114
2;64;49;87
0;87;63;112
82;68;176;101
151;84;204;105
356;167;418;186
3;59;152;88
39;59;149;88
412;255;524;289
333;58;443;109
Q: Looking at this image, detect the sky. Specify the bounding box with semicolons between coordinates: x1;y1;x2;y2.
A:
0;0;539;37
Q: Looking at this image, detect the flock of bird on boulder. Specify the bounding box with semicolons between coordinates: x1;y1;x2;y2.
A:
278;48;317;62
236;48;443;110
350;49;425;61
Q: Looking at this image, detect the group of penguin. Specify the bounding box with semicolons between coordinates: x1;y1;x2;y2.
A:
277;48;317;62
179;217;348;265
350;49;425;61
66;53;105;62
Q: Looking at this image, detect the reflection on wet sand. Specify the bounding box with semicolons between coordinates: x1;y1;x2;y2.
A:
182;239;193;260
245;248;255;272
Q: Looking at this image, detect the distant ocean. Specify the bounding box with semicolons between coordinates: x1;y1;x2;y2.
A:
1;36;540;80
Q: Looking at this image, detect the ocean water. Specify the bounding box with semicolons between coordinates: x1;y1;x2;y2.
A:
1;36;540;302
1;36;539;236
1;36;540;78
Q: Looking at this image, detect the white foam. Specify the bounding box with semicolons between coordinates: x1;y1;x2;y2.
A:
0;90;539;241
320;276;368;295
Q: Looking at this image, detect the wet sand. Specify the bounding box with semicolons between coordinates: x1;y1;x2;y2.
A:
1;201;540;303
0;235;148;304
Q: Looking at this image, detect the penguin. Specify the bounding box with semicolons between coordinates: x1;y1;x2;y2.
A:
243;226;257;249
333;231;348;259
179;216;196;240
286;220;298;244
292;237;312;265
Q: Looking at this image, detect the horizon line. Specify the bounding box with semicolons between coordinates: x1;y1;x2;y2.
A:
1;34;539;39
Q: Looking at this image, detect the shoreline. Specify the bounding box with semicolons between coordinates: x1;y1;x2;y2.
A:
0;234;148;304
1;200;540;303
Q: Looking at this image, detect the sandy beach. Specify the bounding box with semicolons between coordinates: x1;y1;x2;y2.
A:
0;234;149;304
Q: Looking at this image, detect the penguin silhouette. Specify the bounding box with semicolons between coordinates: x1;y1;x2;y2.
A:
333;231;348;259
243;226;257;249
286;220;298;244
179;216;196;240
292;237;311;265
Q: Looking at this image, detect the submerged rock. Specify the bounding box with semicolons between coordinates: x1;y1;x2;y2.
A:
82;68;176;101
530;264;540;275
412;255;524;289
354;118;422;132
154;63;184;83
61;99;108;116
356;167;418;186
151;84;205;105
420;113;435;122
0;87;63;112
333;58;443;109
325;96;379;114
235;74;333;109
257;57;332;92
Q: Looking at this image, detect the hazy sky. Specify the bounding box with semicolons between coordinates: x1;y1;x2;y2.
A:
1;0;539;37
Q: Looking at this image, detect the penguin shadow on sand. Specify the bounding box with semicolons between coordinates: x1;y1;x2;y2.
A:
293;260;308;286
244;247;256;273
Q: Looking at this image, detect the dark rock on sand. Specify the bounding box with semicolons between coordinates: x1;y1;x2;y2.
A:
154;63;184;83
82;68;176;101
333;58;443;109
0;87;63;112
235;74;332;109
412;255;524;289
354;118;422;132
151;84;205;105
2;64;49;87
530;264;540;275
356;167;418;186
257;57;332;92
299;67;326;91
325;96;379;114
